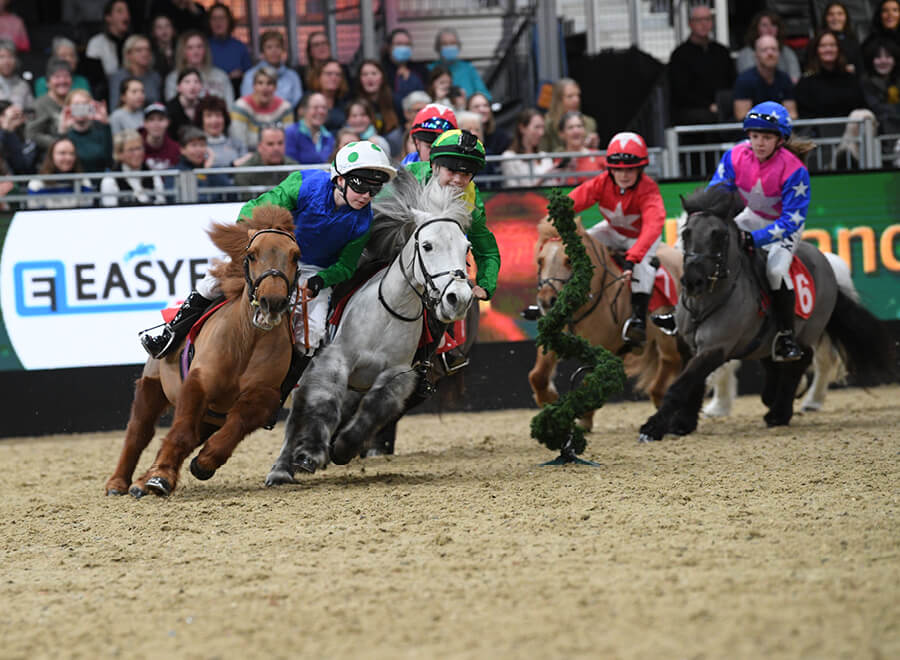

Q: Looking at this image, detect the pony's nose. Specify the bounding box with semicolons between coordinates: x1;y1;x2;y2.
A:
445;292;458;307
260;295;288;316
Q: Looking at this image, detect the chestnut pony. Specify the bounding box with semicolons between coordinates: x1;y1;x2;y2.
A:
105;205;301;498
527;217;684;429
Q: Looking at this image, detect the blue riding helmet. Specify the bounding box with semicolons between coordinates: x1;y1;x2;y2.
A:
743;101;792;139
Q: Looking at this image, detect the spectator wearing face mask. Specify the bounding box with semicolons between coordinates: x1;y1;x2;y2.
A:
428;28;491;100
382;28;427;118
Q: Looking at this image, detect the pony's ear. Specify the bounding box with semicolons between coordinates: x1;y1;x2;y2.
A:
247;228;255;242
679;194;687;211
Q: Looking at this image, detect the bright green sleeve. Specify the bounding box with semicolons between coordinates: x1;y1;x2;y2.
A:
317;230;371;288
469;186;500;299
237;170;303;222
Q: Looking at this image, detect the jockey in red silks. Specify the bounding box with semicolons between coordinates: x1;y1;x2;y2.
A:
708;100;811;362
140;141;398;361
400;103;457;166
568;131;666;348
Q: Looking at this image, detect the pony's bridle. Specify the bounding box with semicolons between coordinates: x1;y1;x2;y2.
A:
242;228;301;307
682;212;730;295
536;236;629;327
379;217;470;322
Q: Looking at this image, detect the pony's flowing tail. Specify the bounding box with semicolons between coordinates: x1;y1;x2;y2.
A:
825;290;898;386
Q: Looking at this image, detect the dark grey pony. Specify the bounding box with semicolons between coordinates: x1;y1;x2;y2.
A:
265;170;474;483
639;186;895;442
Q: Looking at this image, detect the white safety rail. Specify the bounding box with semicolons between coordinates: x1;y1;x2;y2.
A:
664;116;881;179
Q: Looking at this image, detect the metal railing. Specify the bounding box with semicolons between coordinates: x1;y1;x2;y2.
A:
2;123;896;210
664;116;880;179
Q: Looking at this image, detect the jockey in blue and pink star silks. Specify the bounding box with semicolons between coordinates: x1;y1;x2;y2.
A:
708;100;810;292
707;100;810;361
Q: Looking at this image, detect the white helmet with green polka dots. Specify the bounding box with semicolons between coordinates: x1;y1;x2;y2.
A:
330;140;397;183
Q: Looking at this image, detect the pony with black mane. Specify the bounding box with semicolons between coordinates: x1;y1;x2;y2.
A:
638;185;895;442
266;170;475;483
106;205;301;497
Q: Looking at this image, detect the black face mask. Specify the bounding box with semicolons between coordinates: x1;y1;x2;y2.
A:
344;175;383;197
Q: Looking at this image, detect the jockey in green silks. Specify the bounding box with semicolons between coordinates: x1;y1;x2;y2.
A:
140;141;397;359
405;128;500;371
405;128;501;301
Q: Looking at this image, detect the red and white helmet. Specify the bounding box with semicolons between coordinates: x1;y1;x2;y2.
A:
410;103;458;144
605;131;649;169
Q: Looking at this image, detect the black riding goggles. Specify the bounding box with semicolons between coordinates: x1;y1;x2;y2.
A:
745;111;779;125
345;175;384;197
606;152;644;166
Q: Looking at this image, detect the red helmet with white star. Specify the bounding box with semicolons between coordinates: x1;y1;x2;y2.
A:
410;103;458;144
606;131;649;169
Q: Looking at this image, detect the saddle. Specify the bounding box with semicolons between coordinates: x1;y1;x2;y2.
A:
750;253;816;320
609;251;679;312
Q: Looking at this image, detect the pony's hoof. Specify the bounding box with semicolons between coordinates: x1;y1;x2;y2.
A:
129;485;147;499
702;403;731;418
145;476;172;497
297;456;318;474
764;413;791;427
265;468;295;486
106;488;126;496
638;432;660;443
800;402;823;413
364;448;385;458
189;456;216;481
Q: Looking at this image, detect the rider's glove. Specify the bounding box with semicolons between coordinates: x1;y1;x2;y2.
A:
739;230;755;252
623;260;635;273
306;275;324;298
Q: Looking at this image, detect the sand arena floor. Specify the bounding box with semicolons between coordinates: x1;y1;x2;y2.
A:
1;385;898;659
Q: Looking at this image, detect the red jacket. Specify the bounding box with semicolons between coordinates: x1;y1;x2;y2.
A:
568;171;665;264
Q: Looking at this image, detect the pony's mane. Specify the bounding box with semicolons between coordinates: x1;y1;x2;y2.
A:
362;169;473;266
535;215;587;262
681;184;740;224
207;205;295;300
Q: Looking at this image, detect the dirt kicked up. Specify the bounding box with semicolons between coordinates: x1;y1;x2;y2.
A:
1;385;898;659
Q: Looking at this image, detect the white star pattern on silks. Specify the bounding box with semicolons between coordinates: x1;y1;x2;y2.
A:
716;162;726;179
791;180;808;197
739;178;781;216
598;202;641;231
788;210;805;225
768;225;785;239
612;132;644;149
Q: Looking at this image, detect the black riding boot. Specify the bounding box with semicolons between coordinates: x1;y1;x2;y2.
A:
771;285;803;362
140;291;213;359
623;292;650;347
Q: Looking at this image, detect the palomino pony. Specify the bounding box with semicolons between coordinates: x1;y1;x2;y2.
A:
265;171;474;483
528;217;684;429
105;205;301;497
639;186;894;442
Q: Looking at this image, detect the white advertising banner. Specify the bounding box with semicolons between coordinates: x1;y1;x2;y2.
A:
0;203;245;370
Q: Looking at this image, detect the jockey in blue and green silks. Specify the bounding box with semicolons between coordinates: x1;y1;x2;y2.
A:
140;141;398;359
405;128;501;301
404;128;501;371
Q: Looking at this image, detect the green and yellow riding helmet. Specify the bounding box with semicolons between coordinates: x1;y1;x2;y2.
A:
429;128;486;175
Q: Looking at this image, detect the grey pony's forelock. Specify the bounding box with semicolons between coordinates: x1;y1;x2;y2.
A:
363;169;472;266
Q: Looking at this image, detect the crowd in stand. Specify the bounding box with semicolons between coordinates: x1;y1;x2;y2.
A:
1;1;900;209
669;2;900;166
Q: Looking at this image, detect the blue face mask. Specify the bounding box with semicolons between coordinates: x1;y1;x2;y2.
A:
391;45;412;63
440;45;460;62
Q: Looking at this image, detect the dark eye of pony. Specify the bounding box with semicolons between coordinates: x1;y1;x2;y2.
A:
246;253;256;262
422;242;433;252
